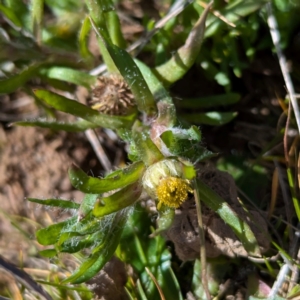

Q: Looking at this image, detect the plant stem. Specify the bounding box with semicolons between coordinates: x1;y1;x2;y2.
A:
193;178;211;299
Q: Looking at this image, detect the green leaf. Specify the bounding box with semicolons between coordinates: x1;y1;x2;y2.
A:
78;16;94;61
0;63;44;94
44;67;96;88
175;93;240;109
150;204;175;237
135;59;176;126
119;204;182;300
31;0;43;41
59;231;101;253
181;111;238;126
39;249;57;258
33;89;136;129
0;3;22;27
28;198;80;209
153;3;211;86
159;126;211;163
205;1;267;38
105;10;126;48
93;182;142;217
196;179;261;256
63;208;129;284
14;119;99;132
68;161;145;194
36;217;77;246
90;18;157;117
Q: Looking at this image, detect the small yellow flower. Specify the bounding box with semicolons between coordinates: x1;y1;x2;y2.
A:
156;177;193;209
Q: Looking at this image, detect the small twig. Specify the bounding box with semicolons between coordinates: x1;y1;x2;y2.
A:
193;179;211;300
266;3;300;135
85;129;112;172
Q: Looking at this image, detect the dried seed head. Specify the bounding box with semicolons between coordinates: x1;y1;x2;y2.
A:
90;75;135;115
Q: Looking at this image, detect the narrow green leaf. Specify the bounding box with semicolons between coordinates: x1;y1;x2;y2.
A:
36;217;77;246
39;249;57;258
90;18;157;117
0;4;22;27
33;89;136;129
135;59;176;127
31;0;43;42
68;161;145;194
150;204;175;237
28;198;80;209
196;179;261;256
182;111;238;126
0;63;44;94
63;208;129;284
205;1;267;38
93;182;142;217
14;119;99;132
175;93;240;109
44;67;96;88
78;16;94;61
105;10;126;48
153;3;212;86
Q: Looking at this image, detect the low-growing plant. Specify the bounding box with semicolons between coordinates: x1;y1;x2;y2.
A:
1;0;299;299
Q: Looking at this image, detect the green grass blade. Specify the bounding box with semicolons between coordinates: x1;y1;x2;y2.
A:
0;63;44;94
68;161;145;193
31;0;43;42
0;3;22;27
175;93;240;109
34;89;136;129
287;168;300;221
196;179;261;256
78;16;94;61
181;111;238;125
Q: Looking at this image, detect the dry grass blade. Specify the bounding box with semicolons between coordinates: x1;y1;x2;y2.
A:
269;167;279;219
0;255;53;300
145;267;166;300
85;129;112;171
198;0;235;27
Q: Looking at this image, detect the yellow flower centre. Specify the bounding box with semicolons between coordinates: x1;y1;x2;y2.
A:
156;177;193;209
